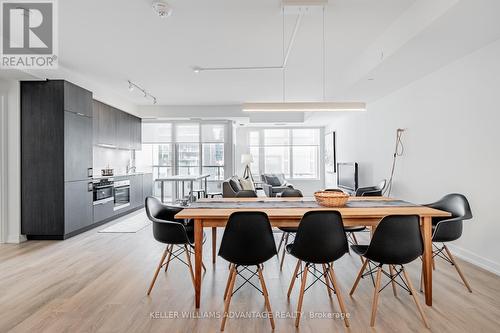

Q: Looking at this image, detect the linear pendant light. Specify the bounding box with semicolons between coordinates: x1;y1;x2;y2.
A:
242;102;366;112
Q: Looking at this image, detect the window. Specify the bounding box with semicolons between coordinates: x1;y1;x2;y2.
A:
248;128;320;180
139;121;228;199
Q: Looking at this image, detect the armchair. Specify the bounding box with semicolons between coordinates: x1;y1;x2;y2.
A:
261;174;294;197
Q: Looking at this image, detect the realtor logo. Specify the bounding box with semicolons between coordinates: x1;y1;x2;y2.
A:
1;0;57;68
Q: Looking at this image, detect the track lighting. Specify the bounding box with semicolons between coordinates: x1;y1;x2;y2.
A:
127;80;158;105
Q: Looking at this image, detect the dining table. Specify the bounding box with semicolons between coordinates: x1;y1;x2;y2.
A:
174;196;451;308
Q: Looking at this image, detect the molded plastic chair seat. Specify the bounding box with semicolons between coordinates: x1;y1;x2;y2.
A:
421;193;473;292
350;245;369;256
279;227;298;233
349;215;429;328
218;211;277;331
344;226;366;232
285;211;350;327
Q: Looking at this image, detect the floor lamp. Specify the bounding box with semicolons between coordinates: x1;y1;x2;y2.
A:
241;154;254;182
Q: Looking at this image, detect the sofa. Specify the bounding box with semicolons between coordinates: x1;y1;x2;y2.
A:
261;174;294;197
222;176;257;198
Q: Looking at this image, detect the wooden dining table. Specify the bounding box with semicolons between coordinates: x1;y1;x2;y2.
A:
175;196;451;308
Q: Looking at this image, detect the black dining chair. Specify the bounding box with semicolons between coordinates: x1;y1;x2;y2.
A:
350;215;429;328
286;211;350;327
355;179;387;197
275;188;303;271
145;196;206;296
218;212;277;331
420;193;473;292
325;188;367;251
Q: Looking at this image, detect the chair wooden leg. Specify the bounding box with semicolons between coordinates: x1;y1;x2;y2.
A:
328;265;350;327
443;245;472;292
389;265;398;297
370;266;383;327
184;245;196;290
164;244;173;272
402;266;430;328
277;232;285;255
350;258;368;296
280;233;290;271
257;266;275;330
295;264;308;327
223;264;233;301
221;266;237;331
322;264;332;298
287;260;301;298
147;246;169;295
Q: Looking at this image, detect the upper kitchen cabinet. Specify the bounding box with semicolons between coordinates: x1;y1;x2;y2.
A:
116;109;132;149
93;100;117;147
93;100;142;150
64;81;92;117
131;116;142;150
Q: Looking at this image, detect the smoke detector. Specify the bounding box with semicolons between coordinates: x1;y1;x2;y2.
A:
152;1;172;18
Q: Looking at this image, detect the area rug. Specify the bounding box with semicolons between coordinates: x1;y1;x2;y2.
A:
98;210;151;233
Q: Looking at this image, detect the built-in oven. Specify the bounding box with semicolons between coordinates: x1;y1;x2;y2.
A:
114;179;130;211
93;178;114;205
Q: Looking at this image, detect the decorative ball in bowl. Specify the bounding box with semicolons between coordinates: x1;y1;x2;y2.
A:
314;191;349;207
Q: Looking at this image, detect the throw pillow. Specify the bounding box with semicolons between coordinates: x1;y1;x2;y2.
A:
239;178;255;191
265;175;282;187
229;177;242;192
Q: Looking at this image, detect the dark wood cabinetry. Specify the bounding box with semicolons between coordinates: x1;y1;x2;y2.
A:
92;100;141;150
21;80;94;240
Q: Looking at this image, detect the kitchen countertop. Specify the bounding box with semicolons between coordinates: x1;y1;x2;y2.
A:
92;172;152;180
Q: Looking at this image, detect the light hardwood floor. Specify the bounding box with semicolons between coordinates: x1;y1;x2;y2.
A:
1;211;499;333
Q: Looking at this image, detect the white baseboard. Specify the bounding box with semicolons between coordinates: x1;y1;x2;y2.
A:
6;234;26;244
447;244;500;276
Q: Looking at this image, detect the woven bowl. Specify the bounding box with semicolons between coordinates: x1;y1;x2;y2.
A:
314;191;349;207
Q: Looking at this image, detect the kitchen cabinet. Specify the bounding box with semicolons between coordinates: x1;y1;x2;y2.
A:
64;81;92;117
143;173;153;199
93;100;141;150
65;180;93;234
130;174;144;209
93;200;114;223
94;101;117;147
116;109;132;149
21;80;94;240
64;111;93;182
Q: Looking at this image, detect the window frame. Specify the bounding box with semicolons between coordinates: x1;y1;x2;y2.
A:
248;127;322;181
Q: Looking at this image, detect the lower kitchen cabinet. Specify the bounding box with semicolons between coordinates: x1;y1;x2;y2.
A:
143;173;153;199
64;180;93;235
130;174;144;209
93;173;154;224
93;200;114;223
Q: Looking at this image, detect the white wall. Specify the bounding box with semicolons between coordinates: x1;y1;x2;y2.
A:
234;126;325;196
310;39;500;274
0;78;23;243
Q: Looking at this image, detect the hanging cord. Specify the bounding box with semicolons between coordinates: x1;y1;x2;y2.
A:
322;5;326;101
384;129;405;196
282;6;286;103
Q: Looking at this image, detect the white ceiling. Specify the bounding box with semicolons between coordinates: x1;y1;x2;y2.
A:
2;0;499;118
54;0;415;106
